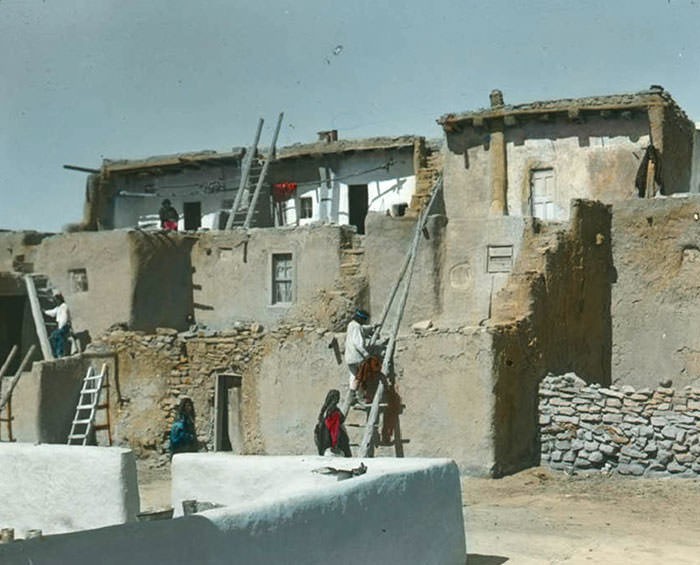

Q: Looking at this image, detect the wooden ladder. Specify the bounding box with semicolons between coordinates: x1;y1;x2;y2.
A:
24;274;57;360
0;345;37;442
67;364;112;446
225;113;284;229
357;175;443;458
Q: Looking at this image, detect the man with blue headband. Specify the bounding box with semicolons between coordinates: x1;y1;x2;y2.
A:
343;308;372;410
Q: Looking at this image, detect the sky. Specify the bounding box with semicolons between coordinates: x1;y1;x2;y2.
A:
1;0;699;231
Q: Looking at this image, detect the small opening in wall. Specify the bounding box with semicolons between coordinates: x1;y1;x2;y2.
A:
68;268;88;292
506;359;513;367
646;217;653;227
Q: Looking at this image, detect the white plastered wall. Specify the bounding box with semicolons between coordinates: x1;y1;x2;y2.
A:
0;443;140;537
0;455;466;565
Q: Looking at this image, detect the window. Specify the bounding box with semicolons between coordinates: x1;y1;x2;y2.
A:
530;168;557;221
272;253;293;304
486;245;513;273
299;197;313;219
68;268;88;292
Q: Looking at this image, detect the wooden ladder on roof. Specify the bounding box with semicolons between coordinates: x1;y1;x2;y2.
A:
356;175;443;458
67;364;113;446
225;113;284;229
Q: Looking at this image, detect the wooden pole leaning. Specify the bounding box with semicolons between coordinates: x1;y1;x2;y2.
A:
24;275;53;360
358;178;442;457
0;345;37;413
243;112;284;230
226;118;264;230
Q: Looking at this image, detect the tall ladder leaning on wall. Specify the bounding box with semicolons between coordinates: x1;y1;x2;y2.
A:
356;174;443;458
67;363;113;446
0;345;37;442
224;112;284;230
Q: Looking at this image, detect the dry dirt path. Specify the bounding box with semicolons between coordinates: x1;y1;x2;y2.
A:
464;467;700;564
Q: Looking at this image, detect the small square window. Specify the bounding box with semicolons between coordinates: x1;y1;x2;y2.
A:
272;253;293;304
486;245;513;273
69;268;88;292
299;197;313;219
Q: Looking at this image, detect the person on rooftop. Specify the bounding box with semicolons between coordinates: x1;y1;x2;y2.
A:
159;199;179;231
44;292;71;358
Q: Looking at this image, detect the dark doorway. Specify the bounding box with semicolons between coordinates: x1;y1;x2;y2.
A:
0;296;27;374
183;202;202;231
348;184;369;235
214;373;242;452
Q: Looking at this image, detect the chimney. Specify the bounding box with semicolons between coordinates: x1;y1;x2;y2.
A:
317;129;338;143
490;89;504;108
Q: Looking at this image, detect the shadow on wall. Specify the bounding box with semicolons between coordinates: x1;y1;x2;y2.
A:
467;554;509;565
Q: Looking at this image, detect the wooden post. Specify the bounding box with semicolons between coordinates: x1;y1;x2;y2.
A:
318;167;329;222
359;177;442;457
330;170;340;223
24;276;53;360
0;345;37;413
0;346;18;379
226;118;264;230
244;113;284;230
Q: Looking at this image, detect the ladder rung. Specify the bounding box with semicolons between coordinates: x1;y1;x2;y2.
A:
68;434;87;440
93;424;110;431
76;404;95;410
72;419;93;425
96;403;109;409
81;388;101;394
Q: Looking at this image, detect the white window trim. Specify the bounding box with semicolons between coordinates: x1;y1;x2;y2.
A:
268;251;296;307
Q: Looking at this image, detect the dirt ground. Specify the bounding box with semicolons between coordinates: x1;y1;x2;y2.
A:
137;462;700;564
464;467;700;564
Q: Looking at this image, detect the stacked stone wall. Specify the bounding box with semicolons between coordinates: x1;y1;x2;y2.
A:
540;374;700;476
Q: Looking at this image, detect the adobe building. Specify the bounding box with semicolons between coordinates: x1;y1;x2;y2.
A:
2;88;700;478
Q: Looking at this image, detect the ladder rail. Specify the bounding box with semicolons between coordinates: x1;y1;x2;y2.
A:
24;276;53;360
358;177;443;458
0;345;37;413
226;118;265;230
243;112;284;230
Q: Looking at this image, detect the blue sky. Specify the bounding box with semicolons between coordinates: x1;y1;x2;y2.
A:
1;0;699;231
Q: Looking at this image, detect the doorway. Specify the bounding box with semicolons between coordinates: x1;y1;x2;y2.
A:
183;201;202;231
214;372;242;452
348;184;369;234
0;296;27;374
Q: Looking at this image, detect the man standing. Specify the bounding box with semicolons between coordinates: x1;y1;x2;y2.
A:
44;293;71;358
342;308;372;412
159;199;179;230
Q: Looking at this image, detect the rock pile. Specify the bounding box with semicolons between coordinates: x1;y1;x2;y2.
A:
540;374;700;476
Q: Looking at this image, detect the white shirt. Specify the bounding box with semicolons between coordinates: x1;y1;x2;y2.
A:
45;303;71;329
344;319;370;365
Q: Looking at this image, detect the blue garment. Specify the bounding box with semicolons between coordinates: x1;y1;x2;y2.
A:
170;416;197;453
49;323;71;358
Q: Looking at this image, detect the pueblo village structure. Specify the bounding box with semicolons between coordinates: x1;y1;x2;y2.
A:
3;86;700;560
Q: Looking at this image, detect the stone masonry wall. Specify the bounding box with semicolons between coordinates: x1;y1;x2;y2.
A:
540;374;700;476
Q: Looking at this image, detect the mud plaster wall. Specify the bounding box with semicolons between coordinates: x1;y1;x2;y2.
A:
444;113;650;219
191;226;346;329
659;105;693;194
364;212;447;329
489;200;613;476
611;196;700;389
11;355;94;443
0;231;51;272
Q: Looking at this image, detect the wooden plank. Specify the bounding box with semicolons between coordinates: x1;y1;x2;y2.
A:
0;346;18;380
23;276;53;360
0;345;37;413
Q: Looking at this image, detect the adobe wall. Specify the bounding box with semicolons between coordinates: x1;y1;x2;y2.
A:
0;443;139;537
34;231;135;338
489;200;613;476
0;456;465;565
364;212;447;329
611;196;700;388
191;225;347;329
444;113;650;219
11;354;91;444
0;230;52;272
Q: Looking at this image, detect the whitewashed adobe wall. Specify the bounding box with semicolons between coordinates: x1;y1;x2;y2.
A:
0;455;466;565
0;443;139;537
